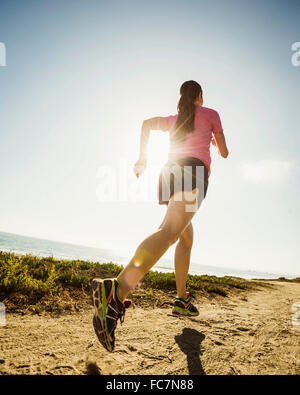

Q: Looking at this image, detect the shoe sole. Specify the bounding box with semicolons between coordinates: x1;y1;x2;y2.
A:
91;278;114;352
172;308;199;317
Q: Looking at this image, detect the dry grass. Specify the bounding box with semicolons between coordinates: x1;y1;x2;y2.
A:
0;251;254;314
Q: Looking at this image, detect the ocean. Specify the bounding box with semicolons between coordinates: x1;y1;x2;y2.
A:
0;231;294;279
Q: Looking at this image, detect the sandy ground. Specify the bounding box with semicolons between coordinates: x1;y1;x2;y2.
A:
0;281;299;375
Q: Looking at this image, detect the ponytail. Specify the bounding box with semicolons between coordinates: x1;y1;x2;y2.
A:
173;80;202;144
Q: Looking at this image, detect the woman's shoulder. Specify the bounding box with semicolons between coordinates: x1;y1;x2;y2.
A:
196;106;222;122
165;114;178;124
197;106;220;116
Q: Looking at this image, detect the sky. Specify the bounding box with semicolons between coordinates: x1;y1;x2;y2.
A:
0;0;299;276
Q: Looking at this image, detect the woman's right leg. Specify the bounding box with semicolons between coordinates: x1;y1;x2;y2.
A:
117;190;198;301
91;189;199;352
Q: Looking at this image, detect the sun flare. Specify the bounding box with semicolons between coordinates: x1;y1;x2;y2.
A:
147;133;170;168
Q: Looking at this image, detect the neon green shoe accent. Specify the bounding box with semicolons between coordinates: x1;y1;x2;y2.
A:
172;305;199;316
173;306;188;313
176;297;189;303
115;280;124;306
101;280;112;351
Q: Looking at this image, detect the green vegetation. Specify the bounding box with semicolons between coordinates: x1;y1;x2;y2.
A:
0;251;122;298
0;251;249;312
274;277;300;283
143;271;247;297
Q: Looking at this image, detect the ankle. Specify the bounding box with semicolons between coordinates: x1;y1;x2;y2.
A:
177;291;188;300
116;280;127;304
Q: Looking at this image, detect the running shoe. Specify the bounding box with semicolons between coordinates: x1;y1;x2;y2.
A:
172;292;199;316
91;278;131;352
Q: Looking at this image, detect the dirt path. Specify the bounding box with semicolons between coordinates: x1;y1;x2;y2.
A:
0;281;299;375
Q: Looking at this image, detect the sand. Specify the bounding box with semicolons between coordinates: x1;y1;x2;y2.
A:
0;281;299;375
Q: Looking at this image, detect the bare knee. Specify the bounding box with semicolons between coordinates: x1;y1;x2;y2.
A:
179;232;193;249
160;227;181;246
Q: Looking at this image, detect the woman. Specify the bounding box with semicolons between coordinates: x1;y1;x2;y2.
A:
91;80;229;352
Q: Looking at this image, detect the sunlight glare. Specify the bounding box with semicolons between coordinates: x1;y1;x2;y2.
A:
147;132;170;173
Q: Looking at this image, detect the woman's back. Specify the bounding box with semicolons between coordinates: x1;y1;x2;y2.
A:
162;105;223;173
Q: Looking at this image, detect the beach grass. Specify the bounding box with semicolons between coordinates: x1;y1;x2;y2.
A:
270;277;300;283
0;251;250;313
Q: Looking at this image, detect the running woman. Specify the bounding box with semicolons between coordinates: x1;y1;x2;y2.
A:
91;80;229;352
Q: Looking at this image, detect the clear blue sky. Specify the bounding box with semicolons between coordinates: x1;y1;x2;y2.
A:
0;0;299;276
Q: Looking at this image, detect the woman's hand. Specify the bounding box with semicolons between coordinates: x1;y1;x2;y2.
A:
134;158;147;178
212;133;229;158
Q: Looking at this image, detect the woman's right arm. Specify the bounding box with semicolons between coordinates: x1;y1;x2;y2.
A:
134;117;168;178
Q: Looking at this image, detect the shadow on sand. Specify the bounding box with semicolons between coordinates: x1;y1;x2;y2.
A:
175;328;206;375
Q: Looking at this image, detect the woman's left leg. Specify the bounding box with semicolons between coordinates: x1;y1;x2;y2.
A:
174;222;193;299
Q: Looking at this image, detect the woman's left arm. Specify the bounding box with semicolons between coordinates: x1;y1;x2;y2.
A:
212;132;229;158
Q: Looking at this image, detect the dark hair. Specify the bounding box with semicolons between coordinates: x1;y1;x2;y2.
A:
173;80;202;144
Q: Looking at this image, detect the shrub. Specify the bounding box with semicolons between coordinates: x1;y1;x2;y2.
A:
0;251;247;302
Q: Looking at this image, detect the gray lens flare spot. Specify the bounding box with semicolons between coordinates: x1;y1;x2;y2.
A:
0;302;6;327
291;302;300;328
0;42;6;67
